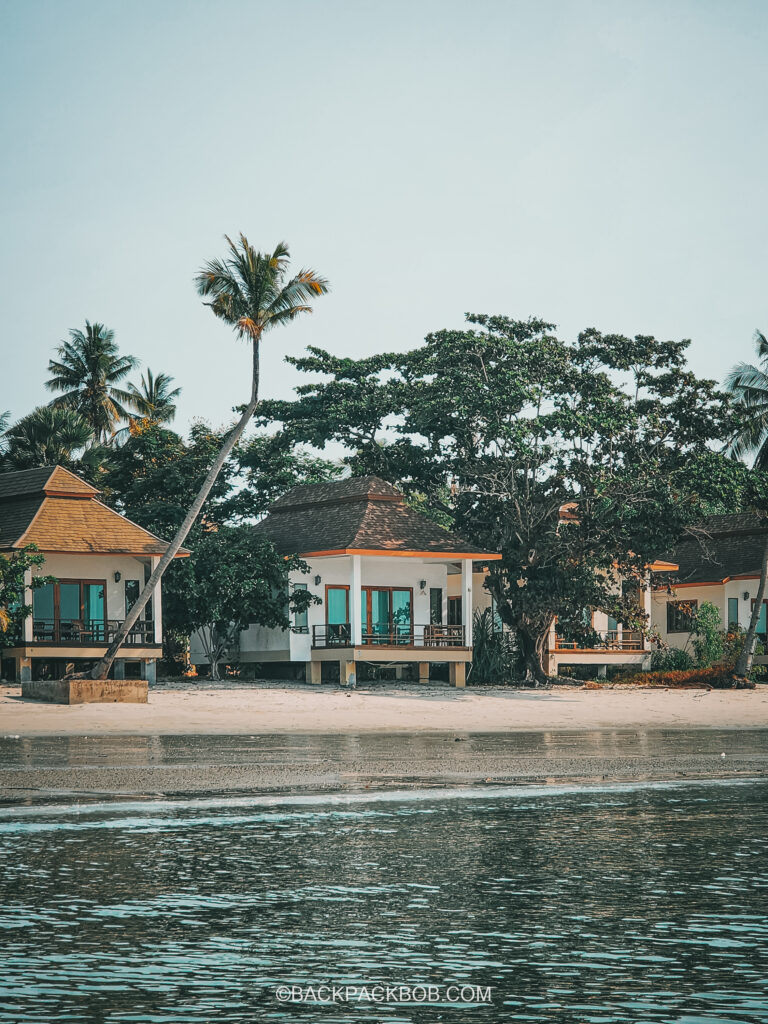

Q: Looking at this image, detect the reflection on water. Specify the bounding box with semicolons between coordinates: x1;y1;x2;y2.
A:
0;780;767;1022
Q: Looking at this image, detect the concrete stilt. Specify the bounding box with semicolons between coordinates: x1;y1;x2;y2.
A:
419;662;430;683
449;662;466;688
306;661;322;685
341;660;357;688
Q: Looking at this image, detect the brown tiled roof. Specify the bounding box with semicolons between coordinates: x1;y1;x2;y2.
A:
0;465;187;557
661;513;768;585
255;476;499;558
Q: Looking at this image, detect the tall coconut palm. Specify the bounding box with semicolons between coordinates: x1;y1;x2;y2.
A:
84;234;329;680
0;411;9;463
3;406;93;469
726;329;768;679
125;369;181;425
46;321;139;442
725;329;768;468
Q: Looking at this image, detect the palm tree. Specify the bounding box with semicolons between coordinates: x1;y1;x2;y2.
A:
725;330;768;468
46;321;139;442
0;411;9;463
3;406;93;469
125;369;181;425
726;329;768;679
85;234;329;681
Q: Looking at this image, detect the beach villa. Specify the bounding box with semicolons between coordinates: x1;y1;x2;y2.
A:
190;476;501;685
0;465;185;684
651;513;768;654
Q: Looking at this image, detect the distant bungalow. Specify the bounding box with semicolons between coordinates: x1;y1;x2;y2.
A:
191;475;500;686
0;466;186;684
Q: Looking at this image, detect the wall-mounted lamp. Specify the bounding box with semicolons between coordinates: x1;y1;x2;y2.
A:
114;571;121;583
743;592;750;601
314;575;322;587
419;579;427;591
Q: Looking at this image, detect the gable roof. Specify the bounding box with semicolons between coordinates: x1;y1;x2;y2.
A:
0;465;188;557
661;512;767;586
254;475;500;559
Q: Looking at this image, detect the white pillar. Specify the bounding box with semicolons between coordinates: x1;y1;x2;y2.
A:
350;555;362;646
151;557;163;644
462;559;473;647
23;569;33;642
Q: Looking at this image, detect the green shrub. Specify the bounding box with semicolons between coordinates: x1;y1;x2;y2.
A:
468;609;519;684
691;601;725;667
650;647;694;672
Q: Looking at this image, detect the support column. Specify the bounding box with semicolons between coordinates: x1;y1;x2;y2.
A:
341;660;357;687
305;661;322;685
143;660;157;684
19;657;32;683
450;662;466;688
419;661;430;683
23;569;33;642
151;556;163;644
597;664;607;679
350;555;362;646
114;659;126;680
461;559;473;648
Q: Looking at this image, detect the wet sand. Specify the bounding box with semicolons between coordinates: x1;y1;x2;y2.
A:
1;729;767;805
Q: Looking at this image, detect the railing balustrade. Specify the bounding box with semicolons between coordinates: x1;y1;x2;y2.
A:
30;619;156;646
554;629;644;652
312;623;466;649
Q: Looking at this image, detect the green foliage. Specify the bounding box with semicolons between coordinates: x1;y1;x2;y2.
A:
268;314;736;684
650;646;695;672
467;609;519;684
0;545;52;646
725;329;768;470
124;369;181;425
690;601;725;667
173;526;315;679
46;321;139;441
2;406;95;470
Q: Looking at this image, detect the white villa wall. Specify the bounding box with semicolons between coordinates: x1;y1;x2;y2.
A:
651;579;762;651
192;555;457;666
30;553;161;644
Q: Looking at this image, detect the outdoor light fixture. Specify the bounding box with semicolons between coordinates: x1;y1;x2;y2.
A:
114;572;121;583
314;575;322;586
419;579;427;591
743;592;750;601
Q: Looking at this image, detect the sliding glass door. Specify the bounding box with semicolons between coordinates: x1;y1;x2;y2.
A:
362;587;412;644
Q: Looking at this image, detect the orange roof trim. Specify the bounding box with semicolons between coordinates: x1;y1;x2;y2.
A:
296;548;503;560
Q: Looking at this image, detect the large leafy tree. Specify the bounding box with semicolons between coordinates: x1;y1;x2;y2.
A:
46;321;138;441
269;315;736;684
174;526;315;679
83;235;329;681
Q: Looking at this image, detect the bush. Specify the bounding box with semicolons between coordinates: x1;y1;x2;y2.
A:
650;647;694;672
617;665;755;689
468;609;519;684
691;602;725;667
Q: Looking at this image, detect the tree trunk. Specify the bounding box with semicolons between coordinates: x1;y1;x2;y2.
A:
734;531;768;679
518;623;550;687
77;340;261;682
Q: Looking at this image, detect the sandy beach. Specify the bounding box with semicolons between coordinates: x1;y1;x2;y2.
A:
2;681;768;736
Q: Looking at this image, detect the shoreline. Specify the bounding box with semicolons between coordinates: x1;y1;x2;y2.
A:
2;725;767;807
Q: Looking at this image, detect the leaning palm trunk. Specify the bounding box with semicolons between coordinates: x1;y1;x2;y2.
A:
733;531;768;680
83;342;261;680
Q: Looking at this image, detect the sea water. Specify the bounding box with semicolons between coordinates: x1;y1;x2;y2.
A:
0;778;766;1022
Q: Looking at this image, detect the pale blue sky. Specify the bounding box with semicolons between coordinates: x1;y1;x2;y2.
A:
1;0;766;434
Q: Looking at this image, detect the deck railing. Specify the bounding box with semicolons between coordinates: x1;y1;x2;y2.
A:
554;630;644;652
312;623;466;649
30;619;156;646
